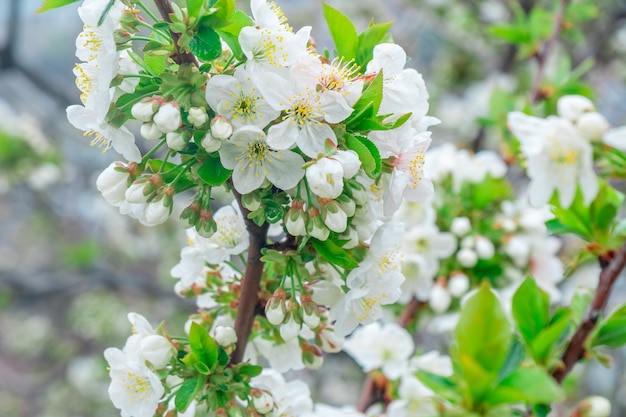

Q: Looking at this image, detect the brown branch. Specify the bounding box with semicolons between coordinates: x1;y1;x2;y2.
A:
356;297;426;412
230;186;269;365
552;242;626;383
153;0;198;66
529;0;570;104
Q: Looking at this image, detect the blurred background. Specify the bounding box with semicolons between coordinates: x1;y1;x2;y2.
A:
2;0;626;416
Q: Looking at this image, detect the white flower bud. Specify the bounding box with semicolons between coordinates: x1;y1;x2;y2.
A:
339;226;359;249
131;99;159;122
286;211;307;236
265;291;287;325
210;115;233;139
201;132;222;153
125;182;151;204
429;284;451;314
460;236;475;249
166;132;187;151
279;315;301;341
252;389;274;414
500;218;517;232
505;236;530;267
475;236;495;259
579;395;611;417
142;199;171;226
577;112;610;141
140;122;163;140
450;217;471;236
213;326;238;347
139;334;173;369
448;273;470;297
309;221;330;241
153;102;182;133
334;150;361;178
97;162;130;205
317;327;344;353
322;202;348;233
306;158;344;199
337;196;356;217
557;95;594;121
457;248;478;268
187;107;208;127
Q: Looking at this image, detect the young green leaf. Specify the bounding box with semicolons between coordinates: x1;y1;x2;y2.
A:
189;322;218;369
310;238;359;270
37;0;80;13
484;367;565;405
512;278;550;344
414;370;462;404
322;3;358;61
355;21;393;67
174;375;205;413
529;308;571;364
344;133;381;178
216;11;253;60
189;26;223;61
346;71;384;126
186;0;204;20
197;154;232;186
591;304;626;348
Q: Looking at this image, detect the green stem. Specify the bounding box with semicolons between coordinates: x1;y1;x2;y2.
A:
141;138;167;165
136;0;160;23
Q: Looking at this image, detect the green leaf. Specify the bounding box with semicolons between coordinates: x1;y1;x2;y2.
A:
189;26;223;61
238;364;263;378
414;370;462;404
216;11;253;60
37;0;80;13
213;0;235;21
263;199;284;224
186;0;204;19
189;322;218;369
455;283;511;401
356;21;393;67
470;176;512;209
496;339;525;381
529;7;553;41
174;376;205;413
589;180;624;241
512;278;550;344
592;304;626;348
484;367;565;405
310;238;359;270
570;285;594;326
529;308;571;364
144;53;168;75
322;2;358;61
197;155;232;186
347;72;384;125
549;185;592;241
489;24;531;44
217;347;230;367
344;134;381;178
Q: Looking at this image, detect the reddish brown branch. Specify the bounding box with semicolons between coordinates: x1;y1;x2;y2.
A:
529;0;570;104
153;0;198;66
230;187;269;364
356;297;426;412
552;242;626;383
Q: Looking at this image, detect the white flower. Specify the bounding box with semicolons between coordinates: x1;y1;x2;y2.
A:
577;112;609;141
344;322;414;379
448;273;470;297
603;125;626;152
457;248;478;268
123;313;174;369
508;112;598;207
206;66;280;129
104;347;165;417
207;202;250;259
252;389;274;414
219;126;305;194
450;217;471;236
67;105;141;162
475;236;495;259
153;102;181;133
97;161;131;206
306;157;345;199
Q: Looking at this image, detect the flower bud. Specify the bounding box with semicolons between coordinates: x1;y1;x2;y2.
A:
336;194;356;217
166;131;187;151
97;161;131;206
285;200;307;236
214;326;238;347
125;180;153;203
505;236;530;267
578;396;611;417
338;226;359;249
201;132;222;153
577;112;610;142
210;115;233;139
265;289;287;325
279;314;301;341
140;122;163;140
429;283;451;314
460;236;475;249
300;295;320;329
457;248;478;268
140;334;173;369
131;97;160;122
448;273;470;297
195;209;217;238
475;236;495;259
306;158;344;199
321;200;348;233
153;102;182;133
188;107;208;127
316;326;344;353
251;389;274;414
180;200;202;229
450;217;471;236
307;207;330;241
143;197;172;226
334;150;361;178
301;342;324;369
557;95;594;121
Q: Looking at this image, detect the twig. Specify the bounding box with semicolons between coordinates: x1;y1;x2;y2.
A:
529;0;570;104
153;0;198;66
230;186;269;364
356;297;426;412
552;242;626;383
